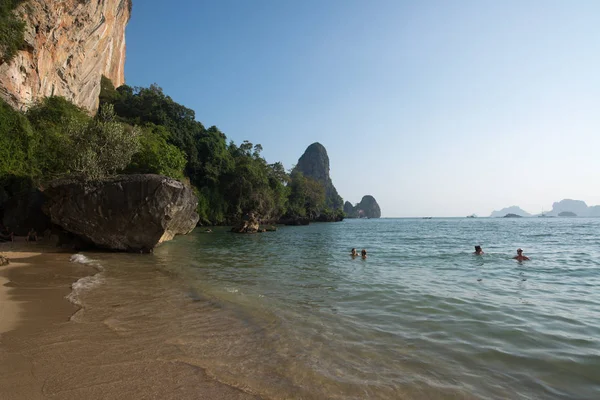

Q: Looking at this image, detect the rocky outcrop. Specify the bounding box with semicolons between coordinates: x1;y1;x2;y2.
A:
0;255;9;266
43;174;199;252
293;143;343;210
503;213;522;218
0;0;131;113
231;213;260;233
345;195;382;218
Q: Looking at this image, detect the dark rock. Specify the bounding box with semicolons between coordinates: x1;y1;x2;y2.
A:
2;189;52;236
558;211;577;217
315;212;344;222
293;143;343;211
265;226;277;232
503;213;522;218
43;174;199;252
231;213;260;233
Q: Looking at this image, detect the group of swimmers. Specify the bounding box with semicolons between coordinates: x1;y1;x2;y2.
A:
350;248;367;259
474;245;530;261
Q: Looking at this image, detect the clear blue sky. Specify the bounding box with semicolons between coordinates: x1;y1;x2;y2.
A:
124;0;600;217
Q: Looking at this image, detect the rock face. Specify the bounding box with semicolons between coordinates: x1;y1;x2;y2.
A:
293;143;343;210
345;195;382;218
0;0;131;113
43;174;199;252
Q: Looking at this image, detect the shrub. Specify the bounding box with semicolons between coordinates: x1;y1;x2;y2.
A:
26;96;90;178
127;124;187;180
0;98;34;178
67;104;141;180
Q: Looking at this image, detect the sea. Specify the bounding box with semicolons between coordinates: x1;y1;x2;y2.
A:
70;217;600;399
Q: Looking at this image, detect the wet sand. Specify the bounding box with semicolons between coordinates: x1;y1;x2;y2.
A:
0;244;260;400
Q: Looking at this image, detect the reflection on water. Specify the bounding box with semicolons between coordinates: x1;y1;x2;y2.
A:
71;219;600;399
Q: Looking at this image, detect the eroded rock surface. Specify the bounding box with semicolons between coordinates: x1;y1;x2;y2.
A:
0;0;131;113
43;174;199;252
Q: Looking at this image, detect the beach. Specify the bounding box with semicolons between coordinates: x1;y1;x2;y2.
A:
0;242;259;400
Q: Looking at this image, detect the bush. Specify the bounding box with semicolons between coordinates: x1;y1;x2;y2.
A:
127;124;187;180
66;104;141;180
26;96;90;178
0;98;34;178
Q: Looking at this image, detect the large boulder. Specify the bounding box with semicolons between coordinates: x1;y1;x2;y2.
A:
43;174;199;252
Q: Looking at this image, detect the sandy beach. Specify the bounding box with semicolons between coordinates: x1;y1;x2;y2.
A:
0;242;260;400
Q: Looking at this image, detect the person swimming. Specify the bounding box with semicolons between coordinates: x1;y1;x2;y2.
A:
350;248;358;257
474;245;484;255
513;248;530;261
361;249;367;259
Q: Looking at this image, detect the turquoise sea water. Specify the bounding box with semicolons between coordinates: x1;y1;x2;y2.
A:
80;218;600;399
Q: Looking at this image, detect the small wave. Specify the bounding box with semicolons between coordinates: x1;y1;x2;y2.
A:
66;274;105;308
70;253;104;271
67;253;106;321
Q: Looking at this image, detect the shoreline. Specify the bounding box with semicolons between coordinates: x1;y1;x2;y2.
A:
0;243;261;400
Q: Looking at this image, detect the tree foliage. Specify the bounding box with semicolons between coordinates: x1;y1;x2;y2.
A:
66;104;141;180
0;0;25;63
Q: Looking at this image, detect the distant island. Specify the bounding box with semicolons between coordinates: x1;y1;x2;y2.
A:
558;211;577;217
491;199;600;218
490;206;531;218
344;196;382;219
503;213;522;218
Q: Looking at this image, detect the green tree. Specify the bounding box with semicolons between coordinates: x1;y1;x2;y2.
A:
127;124;187;180
67;104;141;180
26;96;90;178
0;98;34;178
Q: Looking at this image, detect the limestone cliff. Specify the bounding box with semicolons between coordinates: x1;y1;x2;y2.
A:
293;143;343;210
0;0;131;113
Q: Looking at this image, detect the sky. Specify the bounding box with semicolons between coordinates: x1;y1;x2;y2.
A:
124;0;600;217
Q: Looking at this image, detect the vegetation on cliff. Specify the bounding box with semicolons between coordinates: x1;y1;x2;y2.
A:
1;77;343;225
0;0;25;63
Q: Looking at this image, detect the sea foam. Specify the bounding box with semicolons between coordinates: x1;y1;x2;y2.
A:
67;254;105;318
